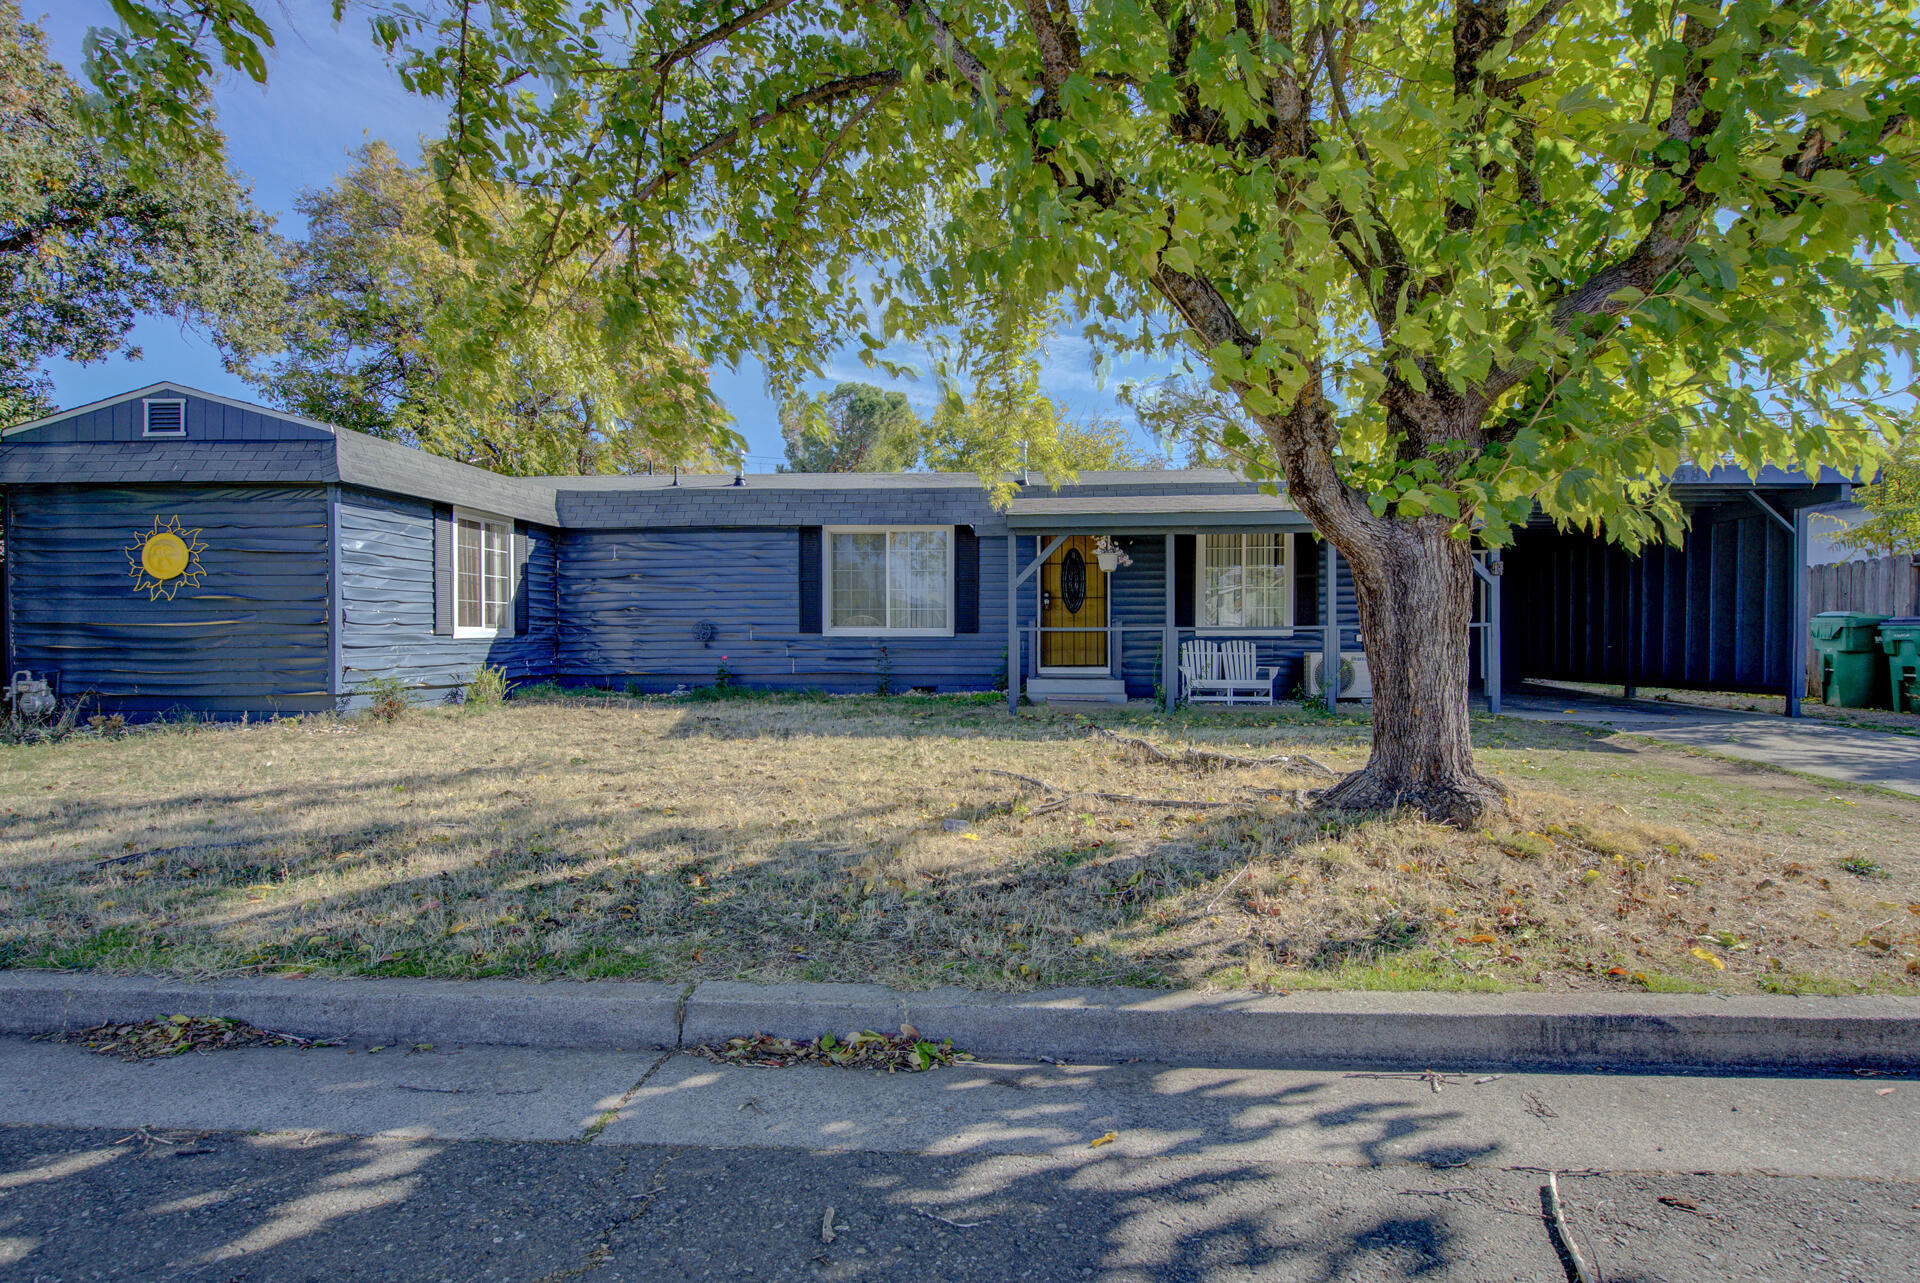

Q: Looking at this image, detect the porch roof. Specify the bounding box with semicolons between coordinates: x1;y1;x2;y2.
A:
1004;492;1310;533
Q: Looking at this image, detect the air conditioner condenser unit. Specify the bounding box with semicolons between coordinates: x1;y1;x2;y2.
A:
1303;652;1372;701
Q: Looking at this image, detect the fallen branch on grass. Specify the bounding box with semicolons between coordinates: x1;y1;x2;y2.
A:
981;769;1239;815
1085;725;1336;778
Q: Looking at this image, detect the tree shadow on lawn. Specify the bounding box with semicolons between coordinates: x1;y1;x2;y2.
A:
0;742;1351;990
0;699;1663;990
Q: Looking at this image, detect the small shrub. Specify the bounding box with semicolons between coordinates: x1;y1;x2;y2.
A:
87;713;127;739
715;658;735;690
1496;830;1554;860
360;675;413;723
875;643;893;696
464;664;509;710
1838;855;1886;878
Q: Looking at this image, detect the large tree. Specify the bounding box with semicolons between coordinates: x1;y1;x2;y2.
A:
94;0;1919;822
222;142;735;474
922;338;1166;495
0;0;278;427
779;381;925;471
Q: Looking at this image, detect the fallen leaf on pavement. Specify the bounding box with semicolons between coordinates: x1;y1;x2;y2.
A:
46;1016;326;1061
1090;1131;1118;1148
693;1029;971;1072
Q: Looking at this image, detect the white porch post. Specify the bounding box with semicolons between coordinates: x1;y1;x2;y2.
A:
1487;549;1503;715
1006;533;1020;716
1789;506;1808;719
1163;532;1177;713
1323;539;1339;711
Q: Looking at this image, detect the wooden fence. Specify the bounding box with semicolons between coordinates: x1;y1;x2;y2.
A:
1805;553;1918;692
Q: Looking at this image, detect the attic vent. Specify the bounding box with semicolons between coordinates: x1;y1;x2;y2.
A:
143;399;187;437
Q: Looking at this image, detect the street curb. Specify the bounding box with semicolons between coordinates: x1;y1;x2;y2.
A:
2;972;1916;1072
0;974;683;1052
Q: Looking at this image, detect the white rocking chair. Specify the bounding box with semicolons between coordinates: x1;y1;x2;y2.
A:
1179;639;1277;705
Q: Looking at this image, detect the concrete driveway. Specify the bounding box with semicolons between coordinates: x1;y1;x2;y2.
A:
1501;684;1920;796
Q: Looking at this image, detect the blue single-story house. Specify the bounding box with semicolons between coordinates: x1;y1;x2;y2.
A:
0;383;1850;720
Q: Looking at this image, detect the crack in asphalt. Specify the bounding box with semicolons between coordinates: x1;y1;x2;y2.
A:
529;1146;683;1283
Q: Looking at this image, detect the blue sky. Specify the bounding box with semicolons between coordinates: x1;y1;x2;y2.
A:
34;3;1177;469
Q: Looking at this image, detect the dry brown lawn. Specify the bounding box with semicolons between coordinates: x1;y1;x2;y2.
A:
2;692;1916;996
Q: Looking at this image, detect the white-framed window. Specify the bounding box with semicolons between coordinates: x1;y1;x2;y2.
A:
142;399;187;437
1199;532;1293;630
453;508;512;636
824;526;954;635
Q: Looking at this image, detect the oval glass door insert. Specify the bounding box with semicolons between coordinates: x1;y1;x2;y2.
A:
1061;548;1087;614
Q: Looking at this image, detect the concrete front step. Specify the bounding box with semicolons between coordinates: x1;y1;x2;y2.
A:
1025;676;1128;704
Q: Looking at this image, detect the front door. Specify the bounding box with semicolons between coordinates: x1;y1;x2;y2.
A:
1039;535;1109;669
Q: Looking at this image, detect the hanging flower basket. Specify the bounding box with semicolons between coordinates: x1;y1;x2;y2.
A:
1093;535;1132;573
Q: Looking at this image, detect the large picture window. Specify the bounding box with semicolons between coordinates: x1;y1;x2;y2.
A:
1200;532;1292;629
826;527;952;634
454;510;512;635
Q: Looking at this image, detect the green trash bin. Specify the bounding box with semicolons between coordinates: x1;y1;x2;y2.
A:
1879;616;1920;714
1809;611;1890;709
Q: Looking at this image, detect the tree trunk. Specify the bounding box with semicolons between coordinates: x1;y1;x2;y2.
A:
1316;515;1510;826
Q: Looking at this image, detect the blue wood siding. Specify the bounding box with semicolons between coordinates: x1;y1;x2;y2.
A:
558;528;1013;692
8;389;334;443
1015;533;1360;699
337;488;558;698
1503;504;1795;693
4;484;333;716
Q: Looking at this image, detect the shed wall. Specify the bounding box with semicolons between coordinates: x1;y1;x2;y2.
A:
4;484;333;716
336;488;558;699
1503;504;1795;692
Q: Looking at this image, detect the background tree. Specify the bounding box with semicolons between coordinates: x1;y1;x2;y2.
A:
92;0;1920;823
0;0;279;427
221;143;735;474
1837;437;1920;558
1123;375;1262;470
779;381;924;471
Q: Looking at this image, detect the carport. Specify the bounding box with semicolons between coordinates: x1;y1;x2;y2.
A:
1494;465;1854;718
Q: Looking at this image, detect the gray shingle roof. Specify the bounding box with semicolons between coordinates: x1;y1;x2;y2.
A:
2;383;1852;530
1007;492;1306;530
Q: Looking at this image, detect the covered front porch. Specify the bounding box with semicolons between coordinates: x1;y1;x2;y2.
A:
1000;492;1461;714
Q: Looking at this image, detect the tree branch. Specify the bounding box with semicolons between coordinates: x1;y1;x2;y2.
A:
653;0;803;75
1508;0;1571;54
894;0;1001;122
634;70;904;205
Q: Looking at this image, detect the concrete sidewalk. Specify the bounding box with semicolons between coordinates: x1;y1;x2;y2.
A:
2;1036;1915;1180
1501;684;1920;796
3;972;1918;1073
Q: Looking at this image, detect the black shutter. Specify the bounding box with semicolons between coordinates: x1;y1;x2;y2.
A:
953;525;979;633
510;525;531;637
797;526;823;633
1174;534;1196;628
433;507;454;636
1294;534;1320;627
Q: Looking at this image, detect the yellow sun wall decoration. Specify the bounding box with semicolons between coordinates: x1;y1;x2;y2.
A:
126;515;208;601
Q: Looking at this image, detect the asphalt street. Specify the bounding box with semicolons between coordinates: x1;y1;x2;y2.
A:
0;1037;1914;1281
